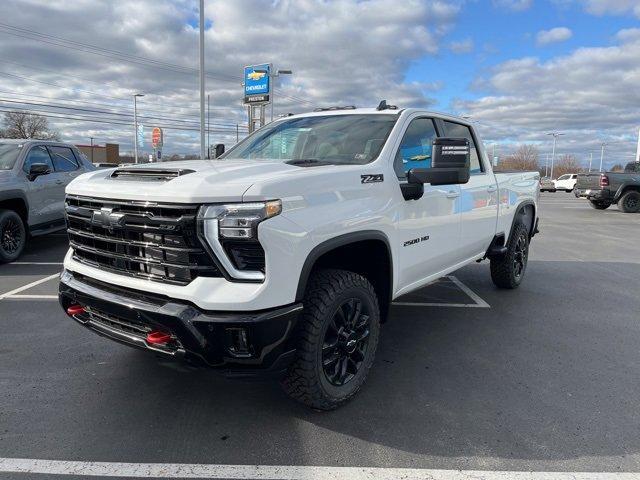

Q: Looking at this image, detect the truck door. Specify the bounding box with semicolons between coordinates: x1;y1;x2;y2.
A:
439;120;498;258
21;145;61;227
394;117;462;290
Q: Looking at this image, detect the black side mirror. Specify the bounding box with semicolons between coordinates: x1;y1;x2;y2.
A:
28;163;51;181
408;138;470;187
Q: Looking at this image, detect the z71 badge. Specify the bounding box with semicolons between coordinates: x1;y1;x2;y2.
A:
361;174;384;184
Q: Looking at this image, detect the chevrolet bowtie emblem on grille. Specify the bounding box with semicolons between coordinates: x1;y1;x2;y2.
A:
91;207;125;230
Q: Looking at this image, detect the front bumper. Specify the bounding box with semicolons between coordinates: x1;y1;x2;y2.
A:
59;270;302;377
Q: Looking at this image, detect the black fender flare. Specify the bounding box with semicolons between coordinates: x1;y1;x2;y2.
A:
614;183;640;203
509;200;537;240
295;230;393;303
0;189;29;219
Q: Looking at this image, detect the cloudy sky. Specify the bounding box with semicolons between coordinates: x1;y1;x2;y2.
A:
1;0;639;168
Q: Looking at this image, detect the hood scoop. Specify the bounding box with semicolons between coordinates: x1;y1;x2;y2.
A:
110;168;195;182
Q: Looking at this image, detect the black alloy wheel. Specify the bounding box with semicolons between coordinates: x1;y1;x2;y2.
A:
512;231;528;281
1;218;22;254
322;298;371;386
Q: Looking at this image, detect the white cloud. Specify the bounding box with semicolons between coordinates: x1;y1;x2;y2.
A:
536;27;573;46
492;0;533;12
449;38;474;54
615;28;640;43
574;0;640;17
0;0;460;154
456;32;640;167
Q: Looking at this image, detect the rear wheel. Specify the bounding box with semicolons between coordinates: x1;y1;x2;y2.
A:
618;191;640;213
589;200;611;210
490;221;529;289
0;209;26;263
282;269;380;410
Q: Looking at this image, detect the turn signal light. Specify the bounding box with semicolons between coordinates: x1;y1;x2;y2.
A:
146;331;172;345
66;305;85;316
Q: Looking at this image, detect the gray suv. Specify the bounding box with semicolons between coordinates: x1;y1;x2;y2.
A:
0;139;95;262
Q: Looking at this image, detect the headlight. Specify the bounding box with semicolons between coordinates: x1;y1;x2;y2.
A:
198;201;281;281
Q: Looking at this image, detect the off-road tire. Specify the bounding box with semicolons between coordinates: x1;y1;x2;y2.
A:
589;200;611;210
281;269;380;410
617;191;640;213
0;209;26;263
490;221;529;289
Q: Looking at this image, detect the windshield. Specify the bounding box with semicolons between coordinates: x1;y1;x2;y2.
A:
0;143;23;170
223;114;397;164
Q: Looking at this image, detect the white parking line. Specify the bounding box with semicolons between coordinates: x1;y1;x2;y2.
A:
0;273;59;300
393;275;490;308
4;294;58;300
0;458;635;479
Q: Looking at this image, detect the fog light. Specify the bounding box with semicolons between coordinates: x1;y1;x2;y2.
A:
227;327;252;357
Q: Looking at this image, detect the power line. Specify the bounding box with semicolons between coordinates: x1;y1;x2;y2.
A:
0;98;248;130
0;22;317;107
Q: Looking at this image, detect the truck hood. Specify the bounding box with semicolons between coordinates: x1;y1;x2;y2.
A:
65;159;318;203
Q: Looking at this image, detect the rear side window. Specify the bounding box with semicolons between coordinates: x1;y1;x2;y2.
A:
49;146;79;172
441;121;482;174
23;146;54;174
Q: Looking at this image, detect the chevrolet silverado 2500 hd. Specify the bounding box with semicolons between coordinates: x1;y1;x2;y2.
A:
59;105;540;410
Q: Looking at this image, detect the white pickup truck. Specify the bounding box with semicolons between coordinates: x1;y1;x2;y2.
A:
59;104;540;410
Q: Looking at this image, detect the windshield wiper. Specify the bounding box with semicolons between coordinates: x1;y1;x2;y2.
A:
285;159;334;166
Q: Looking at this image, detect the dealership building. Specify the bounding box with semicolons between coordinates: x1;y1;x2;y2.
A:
75;143;120;164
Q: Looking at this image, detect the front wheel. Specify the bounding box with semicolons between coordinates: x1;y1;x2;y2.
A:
618;191;640;213
282;269;380;410
0;209;27;263
589;200;611;210
490;221;530;289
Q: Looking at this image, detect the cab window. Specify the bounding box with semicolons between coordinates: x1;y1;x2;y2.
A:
49;146;79;172
440;120;483;174
23;146;54;174
394;118;438;179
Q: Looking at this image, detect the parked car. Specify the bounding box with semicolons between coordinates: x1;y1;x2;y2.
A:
0;139;95;262
575;162;640;212
59;106;540;410
553;173;578;192
540;177;556;192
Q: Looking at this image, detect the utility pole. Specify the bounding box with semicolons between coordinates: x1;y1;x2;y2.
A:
198;0;206;160
599;142;606;172
133;93;144;164
546;132;564;179
589;152;593;172
236;123;239;143
207;94;210;159
90;136;94;163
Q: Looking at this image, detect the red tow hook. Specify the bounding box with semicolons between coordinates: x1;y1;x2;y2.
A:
146;331;172;345
66;304;85;316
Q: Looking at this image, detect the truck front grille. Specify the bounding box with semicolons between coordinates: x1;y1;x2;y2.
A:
65;195;222;285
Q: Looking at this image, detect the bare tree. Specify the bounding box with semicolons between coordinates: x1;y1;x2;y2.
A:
553;154;582;178
610;163;624;172
0;111;59;140
495;144;539;172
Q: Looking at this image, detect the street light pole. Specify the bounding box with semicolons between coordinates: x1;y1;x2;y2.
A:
90;136;94;164
546;132;564;179
269;68;292;122
599;142;606;172
133;93;144;164
589;152;593;172
198;0;206;160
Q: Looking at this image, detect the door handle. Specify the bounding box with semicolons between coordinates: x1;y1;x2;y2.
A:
446;190;460;199
487;185;497;193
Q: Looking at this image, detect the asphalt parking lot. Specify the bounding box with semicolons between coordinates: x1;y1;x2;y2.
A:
1;193;640;478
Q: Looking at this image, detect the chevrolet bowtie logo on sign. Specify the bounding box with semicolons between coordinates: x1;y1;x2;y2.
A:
91;207;126;231
247;70;266;81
